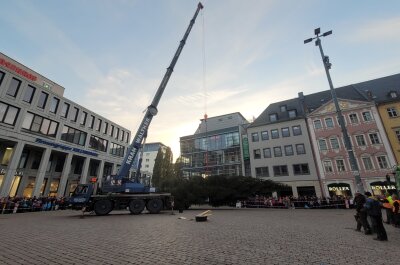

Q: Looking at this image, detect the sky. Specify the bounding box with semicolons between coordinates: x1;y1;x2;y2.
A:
1;0;400;160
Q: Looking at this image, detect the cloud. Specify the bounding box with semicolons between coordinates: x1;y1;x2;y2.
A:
351;16;400;43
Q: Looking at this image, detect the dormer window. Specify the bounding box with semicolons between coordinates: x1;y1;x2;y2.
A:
269;113;278;122
288;109;297;118
280;105;287;112
389;91;398;98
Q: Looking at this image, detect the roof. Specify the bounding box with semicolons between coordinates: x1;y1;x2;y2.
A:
194;112;248;134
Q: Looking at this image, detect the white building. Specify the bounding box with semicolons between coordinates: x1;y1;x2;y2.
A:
0;52;130;198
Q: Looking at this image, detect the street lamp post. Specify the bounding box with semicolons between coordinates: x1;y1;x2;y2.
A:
304;28;365;194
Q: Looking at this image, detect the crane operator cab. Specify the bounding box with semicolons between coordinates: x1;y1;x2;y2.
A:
69;184;94;209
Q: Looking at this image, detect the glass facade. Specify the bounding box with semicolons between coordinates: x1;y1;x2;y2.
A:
180;130;243;177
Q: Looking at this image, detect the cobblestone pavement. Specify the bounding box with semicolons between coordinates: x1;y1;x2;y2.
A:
0;208;399;265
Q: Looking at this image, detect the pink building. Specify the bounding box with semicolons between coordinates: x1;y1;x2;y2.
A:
306;98;396;198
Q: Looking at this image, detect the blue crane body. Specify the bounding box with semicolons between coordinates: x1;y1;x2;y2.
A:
70;2;203;216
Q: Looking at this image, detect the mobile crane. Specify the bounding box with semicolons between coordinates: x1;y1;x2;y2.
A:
70;2;203;216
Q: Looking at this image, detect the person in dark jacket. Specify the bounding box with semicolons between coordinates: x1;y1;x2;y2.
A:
364;192;387;241
354;192;371;234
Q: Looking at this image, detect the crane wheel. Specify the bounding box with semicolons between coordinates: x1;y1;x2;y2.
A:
93;200;113;216
146;199;163;214
129;199;145;215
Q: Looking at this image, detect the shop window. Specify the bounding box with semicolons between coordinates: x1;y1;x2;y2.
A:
23;177;35;198
37;91;48;109
49;179;60;197
23;85;36;103
9;175;22;197
1;147;14;166
74;160;84;174
31;152;42;170
55;156;65;172
18;150;29;168
327;183;352;197
6;77;21;97
297;186;316;197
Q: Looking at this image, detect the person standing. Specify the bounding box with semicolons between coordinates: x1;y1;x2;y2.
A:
354;192;371;234
392;194;400;228
384;192;394;224
364;192;388;241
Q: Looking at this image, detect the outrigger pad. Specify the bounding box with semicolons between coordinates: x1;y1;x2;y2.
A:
195;210;212;222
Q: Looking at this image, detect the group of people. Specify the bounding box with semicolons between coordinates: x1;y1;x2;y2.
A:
0;196;69;214
354;192;400;241
243;195;350;209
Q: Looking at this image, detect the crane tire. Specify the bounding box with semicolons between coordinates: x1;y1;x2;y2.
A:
146;199;163;214
129;199;145;215
94;200;113;216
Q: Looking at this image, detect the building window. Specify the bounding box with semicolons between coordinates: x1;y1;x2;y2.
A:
390;91;398;98
288;109;297;118
61;102;70;118
49;97;59;114
377;156;388;169
120;130;124;141
336;159;345;172
70;107;79;122
349;113;359;123
251;132;259;142
280;105;287;112
88;115;95;129
61;125;87;146
261;131;269;140
273;165;288;176
362;157;374;170
23;85;36;103
0;71;4;85
269;113;278;122
89;135;108;152
330;137;339;149
292;125;302;136
110;125;114;136
293;164;310;175
263;148;271;158
0;102;20;126
126;133;129;143
281;127;290;137
387;107;398;118
6;77;21;97
22;112;58;137
96;119;102;132
271;129;279;139
37;91;48;109
255;167;269;177
115;127;120;139
110;142;124;157
369;133;380;144
323;160;333;172
319;139;327;151
314;120;322;129
362;111;372;121
355;135;366;146
395;129;400;142
274;146;282;157
103;122;108;134
296;144;305;155
253;149;261;159
284;145;293;156
325;117;334;128
80;111;87;126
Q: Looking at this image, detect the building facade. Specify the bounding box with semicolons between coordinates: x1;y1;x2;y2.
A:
132;142;167;184
247;98;322;197
0;52;130;198
180;113;249;178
